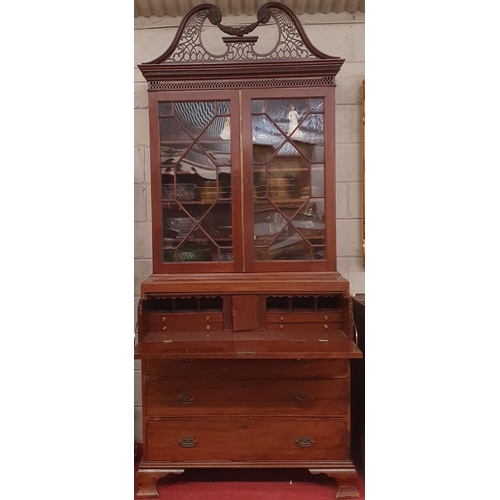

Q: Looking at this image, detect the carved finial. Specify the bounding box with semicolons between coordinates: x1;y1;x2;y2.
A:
207;4;271;37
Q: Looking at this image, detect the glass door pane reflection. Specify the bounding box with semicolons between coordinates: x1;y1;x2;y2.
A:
159;100;233;264
252;97;325;261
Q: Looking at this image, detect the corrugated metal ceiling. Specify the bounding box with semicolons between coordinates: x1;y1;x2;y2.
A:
134;0;365;18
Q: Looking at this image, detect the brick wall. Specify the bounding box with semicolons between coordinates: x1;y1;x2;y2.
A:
134;10;365;442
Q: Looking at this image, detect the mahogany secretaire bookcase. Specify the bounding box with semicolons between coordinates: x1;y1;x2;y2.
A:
135;3;363;498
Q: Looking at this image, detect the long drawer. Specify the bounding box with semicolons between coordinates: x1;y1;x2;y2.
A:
144;359;347;379
144;417;349;462
145;378;347;417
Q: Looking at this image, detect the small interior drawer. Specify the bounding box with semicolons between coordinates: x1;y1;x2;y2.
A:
148;322;224;332
267;312;342;323
266;322;341;332
148;312;223;324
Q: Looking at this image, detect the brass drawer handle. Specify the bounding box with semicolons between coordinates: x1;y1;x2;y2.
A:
280;324;284;329
162;326;167;331
296;436;314;448
178;392;196;405
295;394;315;404
179;436;197;448
324;315;329;321
206;315;210;321
162;316;167;322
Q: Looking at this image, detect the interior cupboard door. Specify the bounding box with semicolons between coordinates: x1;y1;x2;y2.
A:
232;295;259;331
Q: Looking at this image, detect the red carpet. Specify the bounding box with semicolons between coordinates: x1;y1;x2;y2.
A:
135;446;365;499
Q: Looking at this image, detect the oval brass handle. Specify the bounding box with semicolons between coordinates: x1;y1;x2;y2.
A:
179;436;197;448
323;324;328;329
162;316;167;322
296;436;314;447
324;315;329;321
280;316;285;321
162;326;167;331
295;394;315;404
206;315;210;320
280;324;284;329
178;392;196;404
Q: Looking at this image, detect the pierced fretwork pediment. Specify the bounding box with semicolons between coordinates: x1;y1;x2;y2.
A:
145;2;340;64
139;2;344;90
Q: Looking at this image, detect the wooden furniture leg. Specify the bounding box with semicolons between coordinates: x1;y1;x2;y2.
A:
135;468;185;498
309;468;360;499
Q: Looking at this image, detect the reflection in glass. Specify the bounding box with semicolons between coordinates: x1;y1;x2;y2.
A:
269;226;310;261
159;102;173;116
173;101;215;136
159;100;233;264
265;99;308;136
251;97;325;262
251;100;265;113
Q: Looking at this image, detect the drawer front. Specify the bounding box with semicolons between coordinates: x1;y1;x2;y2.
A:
145;359;347;379
266;322;341;332
148;322;224;332
267;312;342;323
145;418;349;462
145;378;347;417
148;313;223;324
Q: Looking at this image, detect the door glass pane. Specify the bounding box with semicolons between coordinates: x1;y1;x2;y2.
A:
159;100;233;264
252;98;325;261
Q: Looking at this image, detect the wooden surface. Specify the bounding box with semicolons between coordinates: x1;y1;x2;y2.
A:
140;272;350;297
135;3;361;499
135;330;362;359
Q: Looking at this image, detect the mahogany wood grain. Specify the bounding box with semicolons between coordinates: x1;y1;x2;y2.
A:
140;272;350;298
147;313;224;324
144;358;348;379
135;4;361;498
267;311;342;323
147;322;224;333
231;295;259;331
310;467;360;499
135;331;362;359
135;468;184;499
144;378;348;416
266;322;342;332
144;418;350;462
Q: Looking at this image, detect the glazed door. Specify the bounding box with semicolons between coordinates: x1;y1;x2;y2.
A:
149;91;243;273
241;88;337;272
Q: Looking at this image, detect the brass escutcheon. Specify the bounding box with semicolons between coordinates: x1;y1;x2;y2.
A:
296;436;314;447
179;436;197;448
